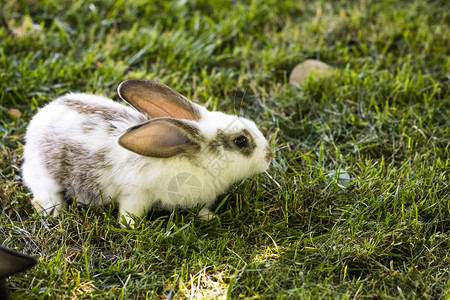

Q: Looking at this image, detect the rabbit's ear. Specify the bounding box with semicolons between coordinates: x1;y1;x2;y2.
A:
0;246;37;279
118;80;201;121
118;118;201;158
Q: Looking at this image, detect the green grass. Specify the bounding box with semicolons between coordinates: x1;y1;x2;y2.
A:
1;0;449;298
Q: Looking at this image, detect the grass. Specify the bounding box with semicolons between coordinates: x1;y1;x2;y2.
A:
1;0;449;298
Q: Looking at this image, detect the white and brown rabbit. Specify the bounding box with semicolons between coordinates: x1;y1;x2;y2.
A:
22;80;272;227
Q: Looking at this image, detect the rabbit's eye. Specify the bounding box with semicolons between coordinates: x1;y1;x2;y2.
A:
234;136;248;148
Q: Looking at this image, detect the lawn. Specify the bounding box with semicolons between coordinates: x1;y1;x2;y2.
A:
1;0;449;299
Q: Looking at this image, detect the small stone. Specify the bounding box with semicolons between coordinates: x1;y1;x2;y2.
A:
9;108;22;119
289;59;335;86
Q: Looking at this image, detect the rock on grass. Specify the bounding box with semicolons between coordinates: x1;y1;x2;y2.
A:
289;59;336;86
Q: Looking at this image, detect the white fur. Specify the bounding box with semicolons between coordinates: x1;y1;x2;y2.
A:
22;85;271;227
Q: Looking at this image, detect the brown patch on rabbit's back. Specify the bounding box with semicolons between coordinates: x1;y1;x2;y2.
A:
57;96;148;134
57;96;145;122
41;136;112;205
60;98;121;121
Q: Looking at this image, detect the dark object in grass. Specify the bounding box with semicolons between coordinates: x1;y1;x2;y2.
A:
0;246;37;300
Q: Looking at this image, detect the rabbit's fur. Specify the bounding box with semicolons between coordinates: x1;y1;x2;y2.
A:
22;80;272;227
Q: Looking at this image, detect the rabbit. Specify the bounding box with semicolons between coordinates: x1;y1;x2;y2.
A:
22;79;273;227
0;246;37;300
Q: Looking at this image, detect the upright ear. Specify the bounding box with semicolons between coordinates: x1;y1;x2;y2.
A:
118;79;201;121
118;118;201;158
0;246;37;279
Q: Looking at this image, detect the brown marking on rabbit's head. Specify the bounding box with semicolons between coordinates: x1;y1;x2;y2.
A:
264;145;273;163
215;129;257;157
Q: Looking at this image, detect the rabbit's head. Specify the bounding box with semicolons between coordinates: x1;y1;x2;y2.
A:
117;80;272;185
